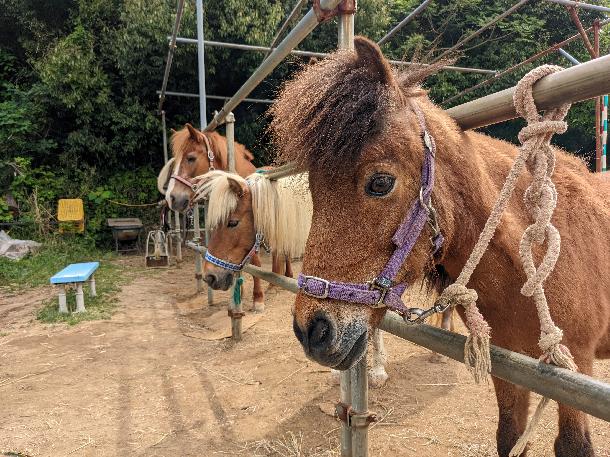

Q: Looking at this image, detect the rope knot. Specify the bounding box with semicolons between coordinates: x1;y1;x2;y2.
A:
436;283;477;309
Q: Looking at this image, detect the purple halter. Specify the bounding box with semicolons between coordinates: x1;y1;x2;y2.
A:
297;105;444;322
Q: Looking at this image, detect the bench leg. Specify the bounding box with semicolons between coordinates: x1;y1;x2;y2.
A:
89;275;97;297
75;283;86;313
58;285;68;314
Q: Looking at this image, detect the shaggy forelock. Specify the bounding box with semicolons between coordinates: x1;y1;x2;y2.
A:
270;50;397;172
192;170;246;230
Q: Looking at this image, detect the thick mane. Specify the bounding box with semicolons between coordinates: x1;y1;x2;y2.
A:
193;170;245;229
247;172;311;258
269;38;445;172
192;170;312;258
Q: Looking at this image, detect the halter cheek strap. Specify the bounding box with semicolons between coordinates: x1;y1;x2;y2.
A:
298;103;445;322
170;133;217;190
204;233;263;271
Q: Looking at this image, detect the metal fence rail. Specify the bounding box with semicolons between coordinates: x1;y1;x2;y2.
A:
185;241;610;422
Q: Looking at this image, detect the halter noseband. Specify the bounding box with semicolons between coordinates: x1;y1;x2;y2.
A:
170;133;216;190
297;104;445;323
205;233;263;271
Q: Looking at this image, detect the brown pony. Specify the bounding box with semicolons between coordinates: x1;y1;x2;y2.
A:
270;37;610;457
157;123;290;310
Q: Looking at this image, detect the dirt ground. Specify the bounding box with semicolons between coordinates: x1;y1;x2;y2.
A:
1;253;608;457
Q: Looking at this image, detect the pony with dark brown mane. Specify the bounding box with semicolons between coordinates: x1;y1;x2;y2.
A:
157;123;292;311
270;37;610;457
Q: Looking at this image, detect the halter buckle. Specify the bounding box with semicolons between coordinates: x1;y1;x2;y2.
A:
301;276;330;299
368;277;392;308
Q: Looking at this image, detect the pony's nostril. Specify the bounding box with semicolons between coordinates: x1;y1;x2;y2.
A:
307;315;334;351
204;274;217;286
170;195;176;202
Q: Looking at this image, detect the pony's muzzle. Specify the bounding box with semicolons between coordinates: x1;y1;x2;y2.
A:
204;270;234;291
168;193;189;212
293;311;368;369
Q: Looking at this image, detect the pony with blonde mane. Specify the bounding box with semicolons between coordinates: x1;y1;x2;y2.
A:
157;123;294;309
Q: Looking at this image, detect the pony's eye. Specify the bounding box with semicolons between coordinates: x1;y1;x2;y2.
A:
365;174;395;197
227;220;239;228
187;155;197;164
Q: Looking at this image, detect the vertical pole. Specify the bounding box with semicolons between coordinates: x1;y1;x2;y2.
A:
350;358;368;457
602;95;608;172
195;0;210;299
594;19;601;172
196;0;207;127
162;110;169;164
337;2;355;50
340;370;353;457
226;112;242;340
337;3;359;456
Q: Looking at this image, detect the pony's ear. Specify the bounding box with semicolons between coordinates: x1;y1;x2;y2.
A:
353;36;394;86
170;128;177;135
227;176;245;197
185;123;203;143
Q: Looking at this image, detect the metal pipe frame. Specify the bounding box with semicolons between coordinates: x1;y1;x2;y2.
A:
158;90;274;104
558;48;581;65
185;242;610;423
432;0;531;64
377;0;433;46
442;18;610;106
545;0;610;14
263;0;308;61
174;37;496;75
158;0;186;113
203;0;343;132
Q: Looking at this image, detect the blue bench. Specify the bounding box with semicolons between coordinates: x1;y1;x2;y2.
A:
50;262;99;313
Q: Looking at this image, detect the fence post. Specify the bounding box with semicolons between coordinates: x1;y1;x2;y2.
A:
226;112;243;340
337;3;362;456
339;370;353;457
350;358;369;457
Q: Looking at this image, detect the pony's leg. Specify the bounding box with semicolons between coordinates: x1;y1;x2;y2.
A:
329;369;341;385
441;308;454;332
284;256;294;278
492;377;531;457
368;328;388;388
250;253;265;313
554;355;595;457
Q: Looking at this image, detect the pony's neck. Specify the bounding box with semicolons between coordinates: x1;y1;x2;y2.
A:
425;105;522;283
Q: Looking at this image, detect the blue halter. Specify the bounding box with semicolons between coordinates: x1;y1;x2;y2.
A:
204;233;263;271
